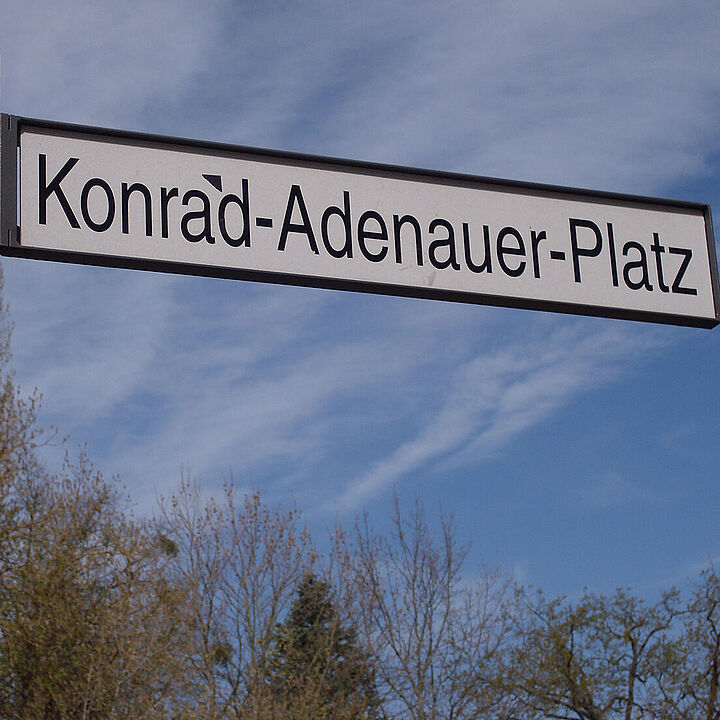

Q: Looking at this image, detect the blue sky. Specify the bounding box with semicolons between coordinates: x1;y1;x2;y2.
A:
0;0;718;598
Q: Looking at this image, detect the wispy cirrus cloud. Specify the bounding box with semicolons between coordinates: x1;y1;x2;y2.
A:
195;0;720;196
334;322;665;513
576;471;658;510
0;0;227;128
6;0;718;197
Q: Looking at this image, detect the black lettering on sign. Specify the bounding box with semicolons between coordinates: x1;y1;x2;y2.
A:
278;185;319;254
497;226;526;278
569;218;603;283
463;224;492;274
428;219;460;270
393;214;423;266
358;210;389;262
161;187;179;238
530;230;547;279
649;233;669;293
121;182;152;236
39;155;80;228
669;247;697;295
607;223;619;287
181;190;215;244
80;178;115;233
218;179;251;248
622;241;653;291
321;191;353;259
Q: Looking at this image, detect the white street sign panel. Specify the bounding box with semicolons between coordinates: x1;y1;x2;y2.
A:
2;116;719;327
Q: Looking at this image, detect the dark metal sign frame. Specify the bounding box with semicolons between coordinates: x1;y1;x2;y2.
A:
2;114;718;328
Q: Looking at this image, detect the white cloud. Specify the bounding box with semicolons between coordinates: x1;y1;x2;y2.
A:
4;0;719;189
576;471;656;510
159;0;720;196
0;0;226;127
334;322;665;512
4;261;176;420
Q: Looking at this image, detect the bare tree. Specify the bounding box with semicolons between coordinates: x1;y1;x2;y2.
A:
352;495;513;720
159;477;316;719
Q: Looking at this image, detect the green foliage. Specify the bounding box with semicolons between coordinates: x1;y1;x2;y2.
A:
509;586;683;720
261;573;381;719
651;565;720;720
0;454;195;719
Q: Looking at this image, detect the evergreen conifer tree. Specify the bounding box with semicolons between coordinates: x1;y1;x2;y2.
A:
262;572;381;719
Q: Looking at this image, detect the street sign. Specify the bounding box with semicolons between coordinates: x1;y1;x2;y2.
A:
2;115;718;327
